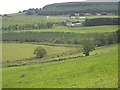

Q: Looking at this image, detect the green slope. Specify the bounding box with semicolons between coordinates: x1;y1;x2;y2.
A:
2;44;118;88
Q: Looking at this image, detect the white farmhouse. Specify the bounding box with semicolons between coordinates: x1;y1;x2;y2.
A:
66;22;74;27
75;13;80;16
96;13;101;16
66;22;82;27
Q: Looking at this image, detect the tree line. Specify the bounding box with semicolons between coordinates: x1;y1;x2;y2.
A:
83;18;119;26
2;23;53;30
3;31;118;46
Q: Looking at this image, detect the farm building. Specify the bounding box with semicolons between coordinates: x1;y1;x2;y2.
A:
96;13;101;16
66;22;82;27
66;22;74;27
75;13;80;16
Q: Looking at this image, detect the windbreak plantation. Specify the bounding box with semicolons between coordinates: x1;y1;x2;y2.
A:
1;1;119;88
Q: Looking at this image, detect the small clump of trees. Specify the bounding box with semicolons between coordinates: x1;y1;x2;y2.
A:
81;39;95;56
34;46;46;58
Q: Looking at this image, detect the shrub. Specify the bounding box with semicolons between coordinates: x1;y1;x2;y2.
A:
34;46;46;58
81;39;95;56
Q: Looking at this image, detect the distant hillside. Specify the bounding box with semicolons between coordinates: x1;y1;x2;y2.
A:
23;2;118;15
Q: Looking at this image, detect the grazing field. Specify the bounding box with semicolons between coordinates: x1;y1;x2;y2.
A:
2;44;118;88
14;25;118;33
2;14;48;26
2;14;67;26
2;43;76;62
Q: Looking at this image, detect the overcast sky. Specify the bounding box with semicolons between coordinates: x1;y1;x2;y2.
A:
0;0;119;14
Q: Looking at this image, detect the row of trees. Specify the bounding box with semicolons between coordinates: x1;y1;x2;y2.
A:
2;23;53;30
3;31;118;46
84;18;119;26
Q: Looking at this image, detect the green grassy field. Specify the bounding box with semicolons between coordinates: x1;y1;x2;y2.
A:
2;14;47;26
13;25;118;33
2;43;76;62
2;13;118;88
2;14;67;26
2;44;118;88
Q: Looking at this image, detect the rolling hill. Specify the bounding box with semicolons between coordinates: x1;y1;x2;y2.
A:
2;44;118;88
24;2;118;15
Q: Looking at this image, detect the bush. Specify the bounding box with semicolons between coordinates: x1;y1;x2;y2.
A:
34;46;46;58
81;39;95;56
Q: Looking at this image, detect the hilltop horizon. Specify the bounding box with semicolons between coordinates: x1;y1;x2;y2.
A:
0;0;119;15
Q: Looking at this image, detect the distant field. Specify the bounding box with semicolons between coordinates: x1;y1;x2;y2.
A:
2;14;66;26
2;13;118;26
2;44;118;88
14;25;118;33
2;14;48;26
86;15;118;19
2;43;76;62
